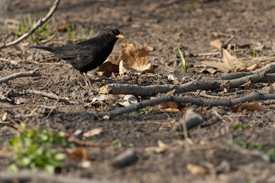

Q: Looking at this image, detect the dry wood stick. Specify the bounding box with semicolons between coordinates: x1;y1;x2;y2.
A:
102;71;275;97
0;68;39;83
102;92;275;118
0;0;60;49
0;170;129;183
26;90;59;100
221;63;275;80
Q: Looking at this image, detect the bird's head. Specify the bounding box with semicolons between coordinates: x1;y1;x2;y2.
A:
101;27;124;42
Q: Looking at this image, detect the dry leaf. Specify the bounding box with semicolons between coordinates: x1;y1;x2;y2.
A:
222;48;235;70
158;101;187;113
270;83;275;93
186;164;210;175
145;140;171;153
83;128;103;137
67;147;88;161
92;94;120;103
80;160;92;168
98;61;119;77
200;60;230;73
147;46;154;51
220;81;230;93
209;39;224;49
120;39;157;74
15;97;29;105
117;95;138;107
158;101;181;109
246;64;259;71
230;103;267;112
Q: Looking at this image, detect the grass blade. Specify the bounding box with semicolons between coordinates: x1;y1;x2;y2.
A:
177;47;187;74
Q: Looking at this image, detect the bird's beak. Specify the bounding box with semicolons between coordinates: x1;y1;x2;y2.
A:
116;34;124;39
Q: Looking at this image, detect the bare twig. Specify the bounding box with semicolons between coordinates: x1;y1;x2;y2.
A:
26;90;59;100
221;35;235;50
0;68;39;84
0;0;60;49
221;63;275;80
101;72;275;97
101;92;275;118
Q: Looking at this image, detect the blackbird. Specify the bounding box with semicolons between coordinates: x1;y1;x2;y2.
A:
28;27;124;88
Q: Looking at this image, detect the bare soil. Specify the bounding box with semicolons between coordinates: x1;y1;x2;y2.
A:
1;0;275;182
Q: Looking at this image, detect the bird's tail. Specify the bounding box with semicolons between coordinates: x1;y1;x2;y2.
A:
28;45;58;54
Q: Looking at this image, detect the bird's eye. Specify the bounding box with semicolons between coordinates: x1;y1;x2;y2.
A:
109;31;113;35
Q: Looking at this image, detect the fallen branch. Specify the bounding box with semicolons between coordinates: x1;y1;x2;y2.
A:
101;71;275;96
0;170;128;183
0;0;60;49
0;68;39;84
221;63;275;80
101;92;275;118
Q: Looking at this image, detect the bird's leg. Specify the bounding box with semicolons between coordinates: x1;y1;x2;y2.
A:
84;72;93;89
80;72;91;88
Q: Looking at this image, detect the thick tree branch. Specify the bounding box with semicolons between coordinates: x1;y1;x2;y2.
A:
0;0;60;49
101;72;275;97
101;92;275;119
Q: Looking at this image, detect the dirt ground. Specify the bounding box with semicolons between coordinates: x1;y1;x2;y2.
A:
1;0;275;182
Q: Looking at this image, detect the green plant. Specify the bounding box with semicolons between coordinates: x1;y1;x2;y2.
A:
113;123;123;127
234;141;264;150
7;126;68;174
66;23;76;43
234;124;251;130
183;2;200;8
112;139;122;148
15;14;57;44
251;49;256;58
177;47;187;74
266;148;275;161
66;24;94;43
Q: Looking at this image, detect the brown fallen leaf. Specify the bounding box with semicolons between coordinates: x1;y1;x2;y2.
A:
97;61;119;77
67;147;88;161
145;140;171;153
120;39;157;74
200;49;235;73
209;39;224;49
230;103;267;112
220;80;230;93
15;97;29;105
222;48;235;70
186;164;210;175
200;60;230;73
147;46;154;51
83;128;103;137
158;101;188;113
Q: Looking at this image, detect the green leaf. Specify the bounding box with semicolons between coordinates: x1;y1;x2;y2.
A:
267;148;275;161
177;47;187;74
7;164;19;173
18;157;31;166
54;153;66;160
44;164;55;174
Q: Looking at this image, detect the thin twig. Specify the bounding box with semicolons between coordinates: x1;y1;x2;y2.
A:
26;90;59;100
0;0;60;49
0;68;39;84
